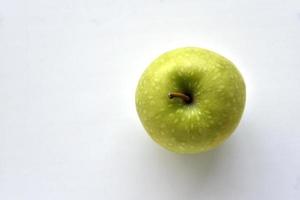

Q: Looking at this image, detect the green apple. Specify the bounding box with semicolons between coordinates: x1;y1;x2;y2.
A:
135;47;246;154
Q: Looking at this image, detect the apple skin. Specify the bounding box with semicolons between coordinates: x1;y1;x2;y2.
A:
135;47;246;154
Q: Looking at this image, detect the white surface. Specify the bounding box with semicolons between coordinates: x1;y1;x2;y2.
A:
1;0;300;199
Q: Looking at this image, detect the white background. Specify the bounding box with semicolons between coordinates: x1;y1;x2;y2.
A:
1;0;300;199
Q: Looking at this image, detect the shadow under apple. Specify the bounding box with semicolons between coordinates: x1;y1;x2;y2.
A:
147;137;237;185
137;120;259;198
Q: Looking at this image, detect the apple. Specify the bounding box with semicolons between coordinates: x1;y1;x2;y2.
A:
135;47;246;154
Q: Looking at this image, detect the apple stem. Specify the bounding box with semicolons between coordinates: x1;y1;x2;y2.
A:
168;92;192;103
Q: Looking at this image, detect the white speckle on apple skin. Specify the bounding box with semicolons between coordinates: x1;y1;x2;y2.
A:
135;47;246;154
